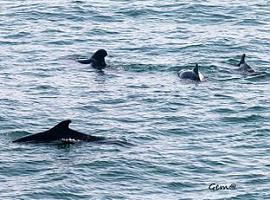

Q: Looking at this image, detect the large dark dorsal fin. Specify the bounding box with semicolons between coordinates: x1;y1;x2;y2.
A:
238;54;246;66
52;120;72;130
193;64;199;76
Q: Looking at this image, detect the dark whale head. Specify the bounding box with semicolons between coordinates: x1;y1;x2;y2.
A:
92;49;108;60
77;49;108;70
12;120;105;143
90;49;108;70
178;64;201;81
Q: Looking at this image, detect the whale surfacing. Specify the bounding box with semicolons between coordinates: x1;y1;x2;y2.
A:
77;49;108;70
12;120;105;143
237;54;255;73
178;64;203;81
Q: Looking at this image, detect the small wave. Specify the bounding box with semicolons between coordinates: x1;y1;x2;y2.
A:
221;114;266;124
120;64;170;72
4;32;31;39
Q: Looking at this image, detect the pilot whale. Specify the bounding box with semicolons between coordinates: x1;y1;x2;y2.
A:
178;64;203;81
12;120;105;143
237;54;255;73
77;49;108;70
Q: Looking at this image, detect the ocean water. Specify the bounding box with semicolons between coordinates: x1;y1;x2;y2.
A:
0;0;270;199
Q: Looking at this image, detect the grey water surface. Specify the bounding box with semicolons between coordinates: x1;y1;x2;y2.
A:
0;0;270;199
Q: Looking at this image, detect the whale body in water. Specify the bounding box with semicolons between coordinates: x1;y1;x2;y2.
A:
77;49;108;70
178;64;204;81
237;54;255;73
12;120;105;143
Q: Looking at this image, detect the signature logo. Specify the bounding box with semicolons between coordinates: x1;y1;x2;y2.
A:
209;183;236;191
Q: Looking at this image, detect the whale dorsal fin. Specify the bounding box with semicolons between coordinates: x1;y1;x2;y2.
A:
193;64;199;76
52;120;72;130
238;54;246;66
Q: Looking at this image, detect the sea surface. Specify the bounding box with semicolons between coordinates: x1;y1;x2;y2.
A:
0;0;270;199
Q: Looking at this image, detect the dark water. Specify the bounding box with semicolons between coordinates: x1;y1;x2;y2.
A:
1;1;270;199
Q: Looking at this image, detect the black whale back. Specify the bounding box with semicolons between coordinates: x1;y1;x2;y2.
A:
12;120;104;143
